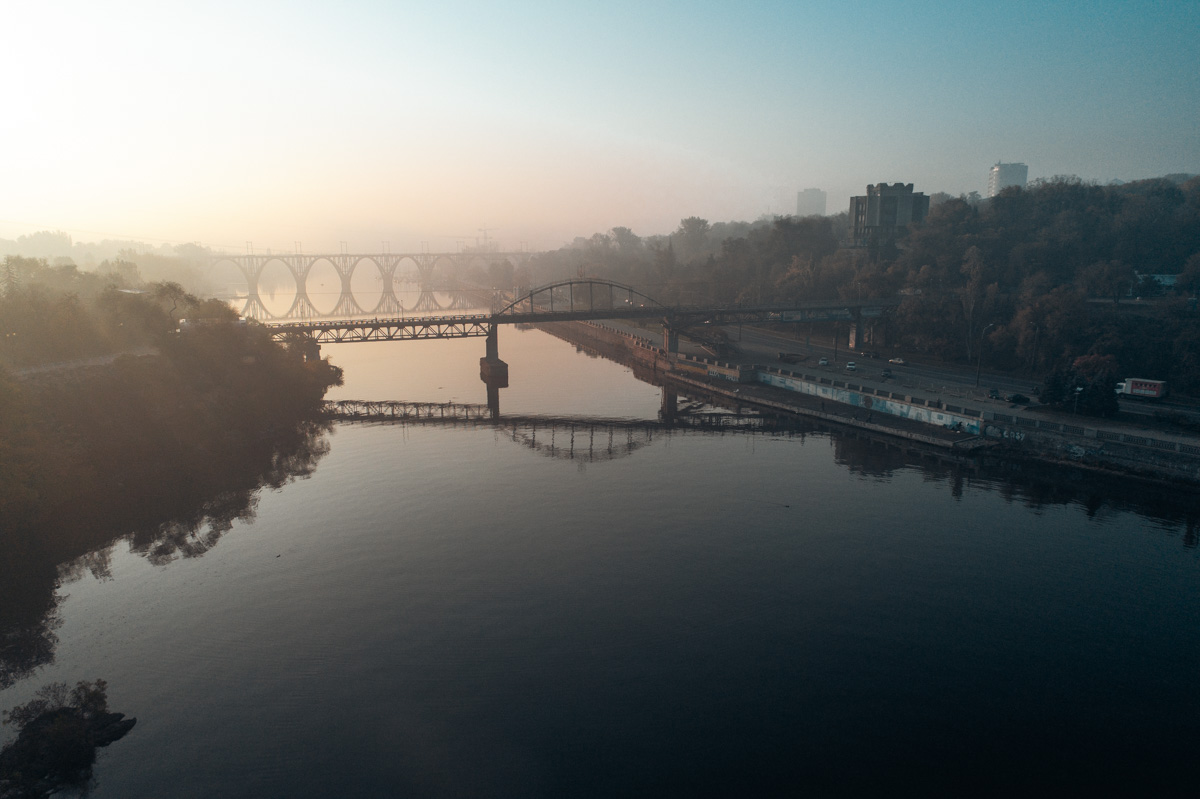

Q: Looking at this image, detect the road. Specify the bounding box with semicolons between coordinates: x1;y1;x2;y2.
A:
9;346;159;378
605;318;1195;422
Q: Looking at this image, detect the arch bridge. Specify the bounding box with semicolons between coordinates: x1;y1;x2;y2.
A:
264;277;899;351
324;399;807;463
210;251;533;320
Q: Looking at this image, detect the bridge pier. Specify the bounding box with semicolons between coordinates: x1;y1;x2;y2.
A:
480;325;509;410
660;387;678;421
663;325;679;354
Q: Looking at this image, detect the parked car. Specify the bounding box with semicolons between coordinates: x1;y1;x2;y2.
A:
1006;393;1030;404
845;361;857;372
888;357;905;365
881;369;892;379
818;357;829;366
988;388;1001;399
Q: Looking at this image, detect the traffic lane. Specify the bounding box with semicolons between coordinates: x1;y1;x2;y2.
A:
615;321;1189;419
732;326;1038;396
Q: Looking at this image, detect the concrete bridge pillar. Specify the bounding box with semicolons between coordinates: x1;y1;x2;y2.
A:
660;387;678;420
485;325;499;360
663;325;679;354
486;383;501;419
480;324;509;396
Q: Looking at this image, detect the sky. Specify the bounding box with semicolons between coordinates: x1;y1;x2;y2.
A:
2;0;1197;254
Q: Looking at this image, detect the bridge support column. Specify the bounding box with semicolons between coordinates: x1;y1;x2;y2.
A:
663;325;679;354
480;324;508;414
485;325;499;361
660;387;678;421
486;382;501;419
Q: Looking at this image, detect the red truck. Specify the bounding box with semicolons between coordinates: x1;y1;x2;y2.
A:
1115;378;1167;399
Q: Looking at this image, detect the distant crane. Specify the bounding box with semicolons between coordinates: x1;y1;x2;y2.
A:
478;227;498;250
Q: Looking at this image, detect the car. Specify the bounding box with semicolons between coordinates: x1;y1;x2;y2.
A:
818;357;829;366
988;388;1001;399
881;369;892;379
1006;393;1030;404
845;361;857;371
888;357;905;365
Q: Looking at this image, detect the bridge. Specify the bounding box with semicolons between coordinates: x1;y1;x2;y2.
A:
210;251;531;320
324;399;810;463
264;278;899;352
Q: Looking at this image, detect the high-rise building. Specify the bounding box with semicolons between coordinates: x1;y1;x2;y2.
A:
987;162;1028;197
796;188;827;217
848;183;929;246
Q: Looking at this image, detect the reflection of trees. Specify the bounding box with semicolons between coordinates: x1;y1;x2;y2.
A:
831;430;1200;541
0;420;330;690
542;321;1200;540
1;678;135;797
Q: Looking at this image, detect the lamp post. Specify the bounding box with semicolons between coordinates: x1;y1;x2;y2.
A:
974;322;996;387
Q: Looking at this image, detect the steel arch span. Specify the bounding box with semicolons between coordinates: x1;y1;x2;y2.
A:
494;279;666;317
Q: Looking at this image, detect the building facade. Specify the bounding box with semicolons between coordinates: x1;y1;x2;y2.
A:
987;162;1028;197
796;188;827;217
848;183;929;247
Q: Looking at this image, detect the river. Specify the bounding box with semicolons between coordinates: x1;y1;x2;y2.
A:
3;321;1199;796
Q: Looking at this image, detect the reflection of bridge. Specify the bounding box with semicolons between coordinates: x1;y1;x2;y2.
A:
210;251;530;320
324;399;807;463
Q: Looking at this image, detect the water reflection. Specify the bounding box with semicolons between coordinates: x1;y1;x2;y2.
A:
0;421;331;689
0;678;135;797
540;324;1200;542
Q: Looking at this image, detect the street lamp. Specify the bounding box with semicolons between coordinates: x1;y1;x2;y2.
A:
974;322;996;387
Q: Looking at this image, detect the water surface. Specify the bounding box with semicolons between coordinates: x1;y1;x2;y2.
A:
4;326;1199;796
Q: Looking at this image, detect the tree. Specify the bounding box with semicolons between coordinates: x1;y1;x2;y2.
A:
1177;252;1200;295
610;227;641;256
1078;260;1136;303
676;217;711;261
2;257;18;297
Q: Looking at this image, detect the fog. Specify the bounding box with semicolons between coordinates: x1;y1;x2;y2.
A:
1;2;1196;254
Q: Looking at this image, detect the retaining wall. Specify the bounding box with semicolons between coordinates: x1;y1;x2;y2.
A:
756;367;984;435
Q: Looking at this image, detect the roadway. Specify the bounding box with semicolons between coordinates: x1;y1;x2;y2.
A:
599;318;1196;424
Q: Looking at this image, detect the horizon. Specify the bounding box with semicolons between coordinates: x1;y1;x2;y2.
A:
3;0;1197;254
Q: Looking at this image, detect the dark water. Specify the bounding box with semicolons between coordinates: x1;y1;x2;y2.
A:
4;327;1200;796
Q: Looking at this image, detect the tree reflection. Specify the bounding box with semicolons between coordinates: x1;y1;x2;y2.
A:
0;420;330;689
542;323;1200;540
1;679;135;798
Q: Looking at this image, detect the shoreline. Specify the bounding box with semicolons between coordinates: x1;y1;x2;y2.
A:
537;319;1200;489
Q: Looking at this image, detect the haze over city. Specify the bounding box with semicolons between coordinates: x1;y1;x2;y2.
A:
3;0;1196;253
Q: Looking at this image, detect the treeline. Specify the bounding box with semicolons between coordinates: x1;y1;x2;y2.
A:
520;175;1200;391
0;259;343;529
1;255;231;367
0;265;343;685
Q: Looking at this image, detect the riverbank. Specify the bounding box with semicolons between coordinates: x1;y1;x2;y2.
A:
538;320;1200;487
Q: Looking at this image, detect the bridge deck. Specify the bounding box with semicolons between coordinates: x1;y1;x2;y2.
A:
265;298;900;343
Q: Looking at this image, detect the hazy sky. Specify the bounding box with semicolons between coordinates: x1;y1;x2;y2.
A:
3;0;1197;253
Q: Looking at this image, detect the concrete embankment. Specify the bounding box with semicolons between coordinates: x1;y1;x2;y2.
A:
537;319;1200;485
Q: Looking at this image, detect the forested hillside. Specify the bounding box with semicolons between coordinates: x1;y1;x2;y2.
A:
521;176;1200;391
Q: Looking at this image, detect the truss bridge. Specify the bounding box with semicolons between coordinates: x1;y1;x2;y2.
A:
323;399;808;463
264;278;899;351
